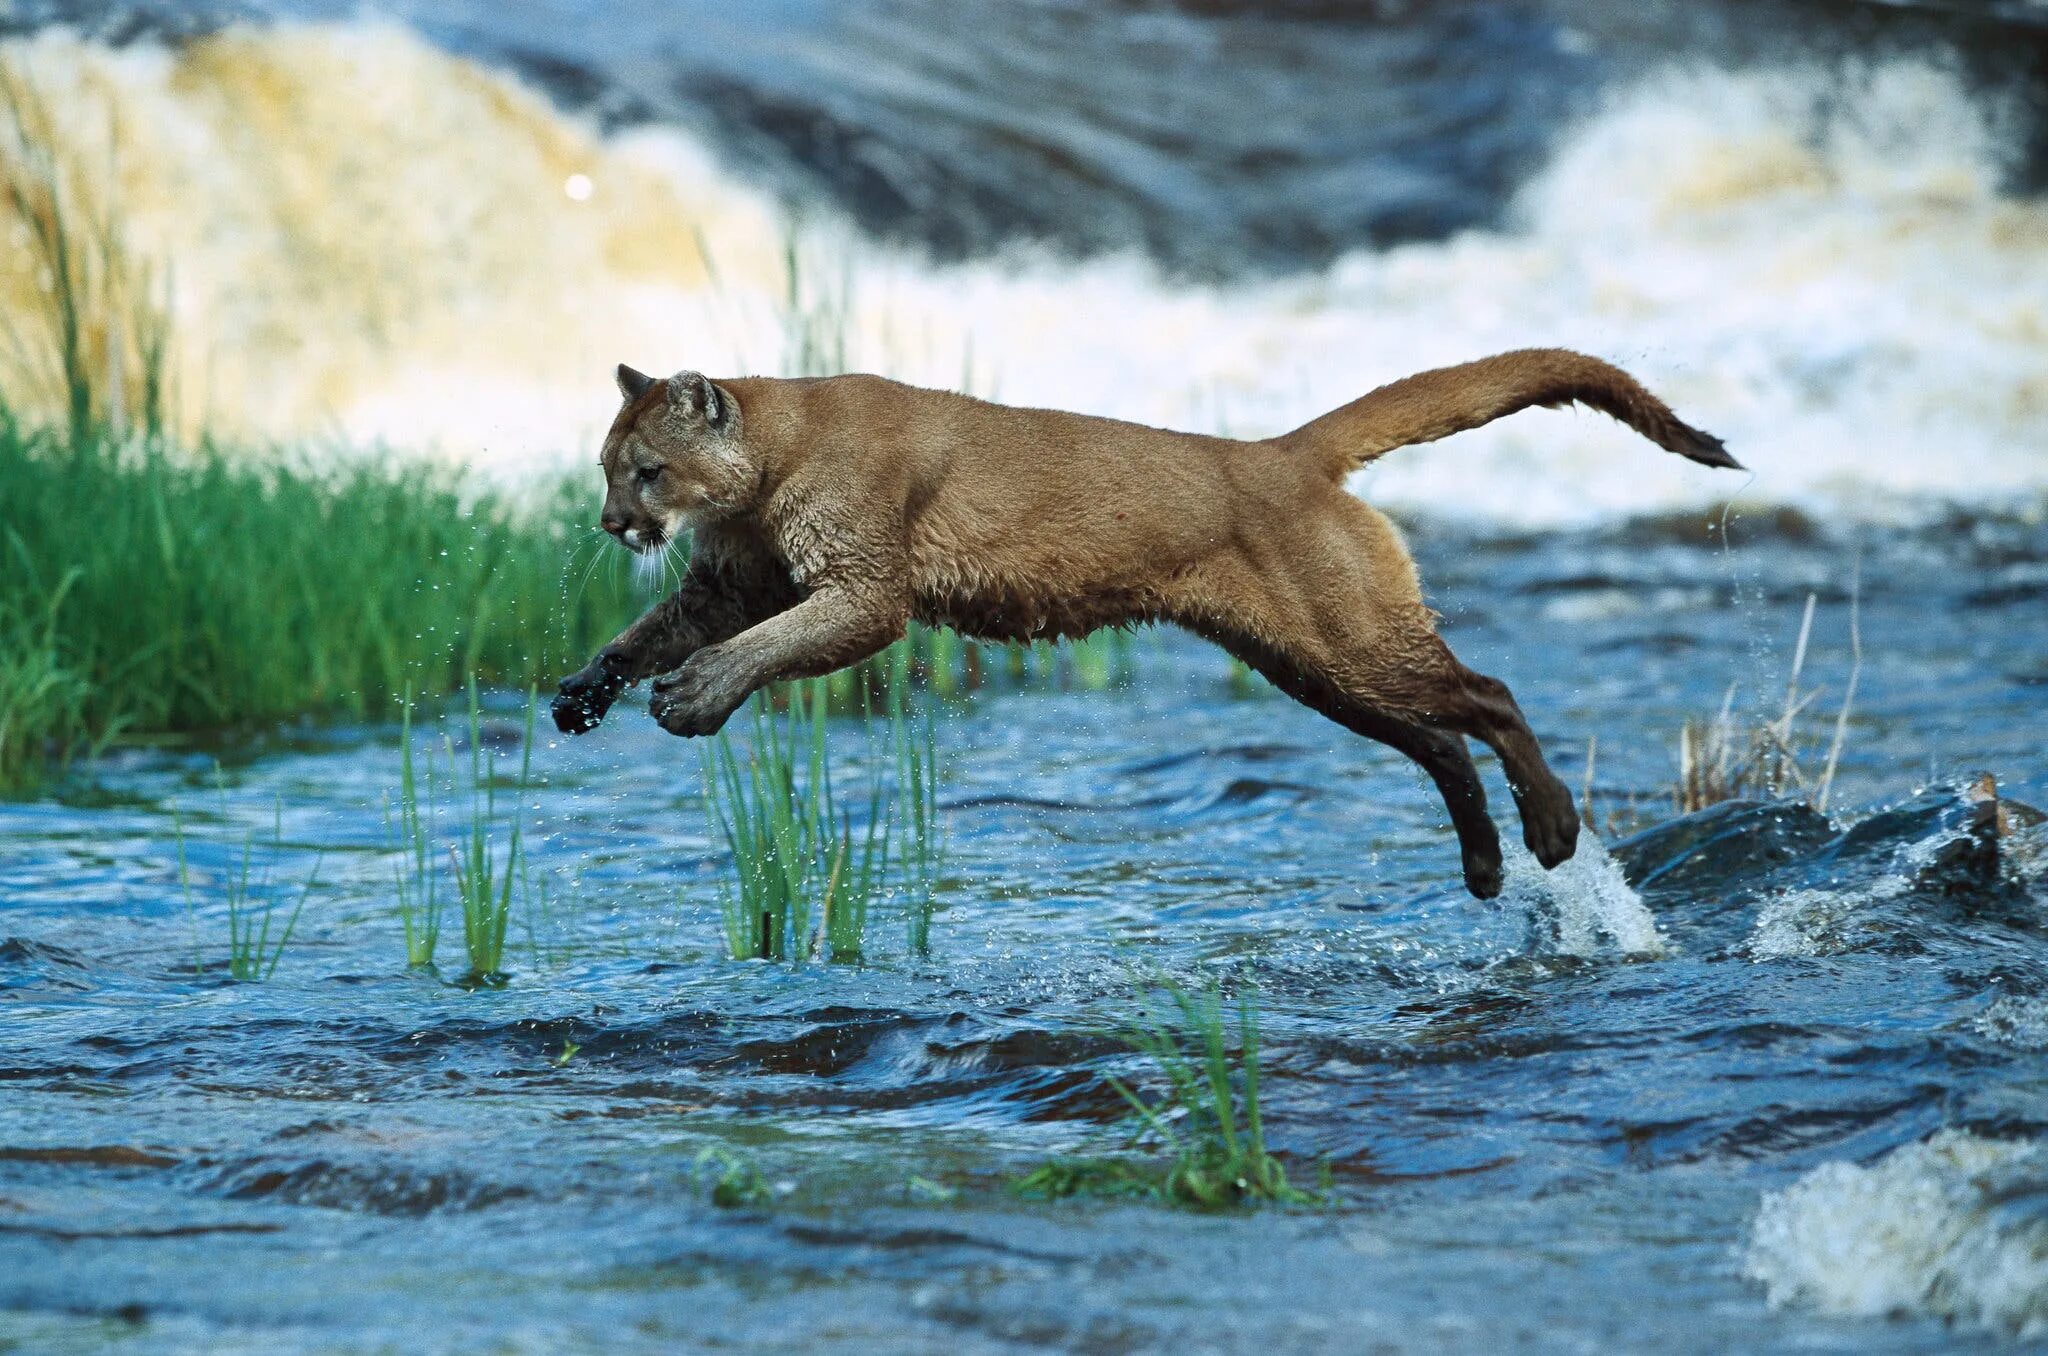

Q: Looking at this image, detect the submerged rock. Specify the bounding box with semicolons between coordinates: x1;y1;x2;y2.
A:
1610;799;1835;907
1811;775;2004;900
1609;777;2042;957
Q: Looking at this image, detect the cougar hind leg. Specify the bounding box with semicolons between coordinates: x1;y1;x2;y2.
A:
1181;497;1577;880
1312;608;1578;870
1408;640;1580;870
1222;632;1506;899
1298;503;1581;871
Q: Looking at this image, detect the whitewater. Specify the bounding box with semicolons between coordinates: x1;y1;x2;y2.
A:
0;22;2043;526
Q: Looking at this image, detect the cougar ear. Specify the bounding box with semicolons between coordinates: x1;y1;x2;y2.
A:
666;370;725;426
616;363;655;400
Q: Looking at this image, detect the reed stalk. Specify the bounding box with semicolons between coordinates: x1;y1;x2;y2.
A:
1670;581;1864;816
1815;564;1863;813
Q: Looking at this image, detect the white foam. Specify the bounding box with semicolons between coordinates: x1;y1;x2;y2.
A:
1745;1130;2048;1337
1747;877;1902;959
1973;994;2048;1050
1747;803;1998;958
4;26;2045;526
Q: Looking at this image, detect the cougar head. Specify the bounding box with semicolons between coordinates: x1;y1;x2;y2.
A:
596;364;754;553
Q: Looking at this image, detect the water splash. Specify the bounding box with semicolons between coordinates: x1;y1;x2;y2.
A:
1747;878;1902;960
1746;794;1999;959
1500;835;1668;960
1745;1130;2048;1338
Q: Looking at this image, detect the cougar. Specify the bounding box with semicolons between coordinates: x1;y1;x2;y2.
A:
552;349;1737;897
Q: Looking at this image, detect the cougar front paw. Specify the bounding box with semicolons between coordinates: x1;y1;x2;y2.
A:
551;657;627;735
649;653;748;738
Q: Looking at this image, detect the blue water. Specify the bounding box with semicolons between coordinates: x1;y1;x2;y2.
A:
4;518;2045;1351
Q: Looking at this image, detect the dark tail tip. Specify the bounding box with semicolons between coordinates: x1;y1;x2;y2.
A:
1678;427;1743;471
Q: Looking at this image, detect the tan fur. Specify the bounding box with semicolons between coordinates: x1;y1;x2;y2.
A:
556;351;1736;898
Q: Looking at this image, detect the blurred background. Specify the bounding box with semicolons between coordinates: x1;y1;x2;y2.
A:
3;0;2044;523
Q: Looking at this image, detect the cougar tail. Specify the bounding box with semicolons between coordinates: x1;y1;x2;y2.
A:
1276;347;1741;478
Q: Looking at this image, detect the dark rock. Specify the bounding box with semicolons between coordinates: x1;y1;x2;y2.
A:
1805;775;2003;899
1610;799;1836;905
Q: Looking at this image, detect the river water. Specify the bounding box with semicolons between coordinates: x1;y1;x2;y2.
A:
3;1;2047;1350
6;513;2048;1351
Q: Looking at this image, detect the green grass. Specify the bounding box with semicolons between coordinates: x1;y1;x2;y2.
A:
386;690;445;969
885;645;944;956
1001;630;1137;692
821;625;1139;713
448;682;535;985
705;678;888;963
0;410;642;794
694;1146;773;1209
703;656;950;964
1010;1156;1166;1202
378;684;532;983
1015;982;1313;1209
381;683;541;983
0;569;97;793
174;787;322;983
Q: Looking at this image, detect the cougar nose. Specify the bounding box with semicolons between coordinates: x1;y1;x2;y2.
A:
600;514;626;537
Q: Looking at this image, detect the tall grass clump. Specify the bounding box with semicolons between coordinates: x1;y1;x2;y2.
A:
703;652;950;965
885;646;944;955
0;415;638;771
0;567;96;794
175;790;322;983
1016;983;1312;1209
382;683;539;983
447;682;535;985
705;679;887;963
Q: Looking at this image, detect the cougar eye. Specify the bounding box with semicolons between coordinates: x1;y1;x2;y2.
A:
636;465;661;485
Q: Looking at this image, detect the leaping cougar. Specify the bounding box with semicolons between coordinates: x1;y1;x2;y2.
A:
552;349;1738;897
